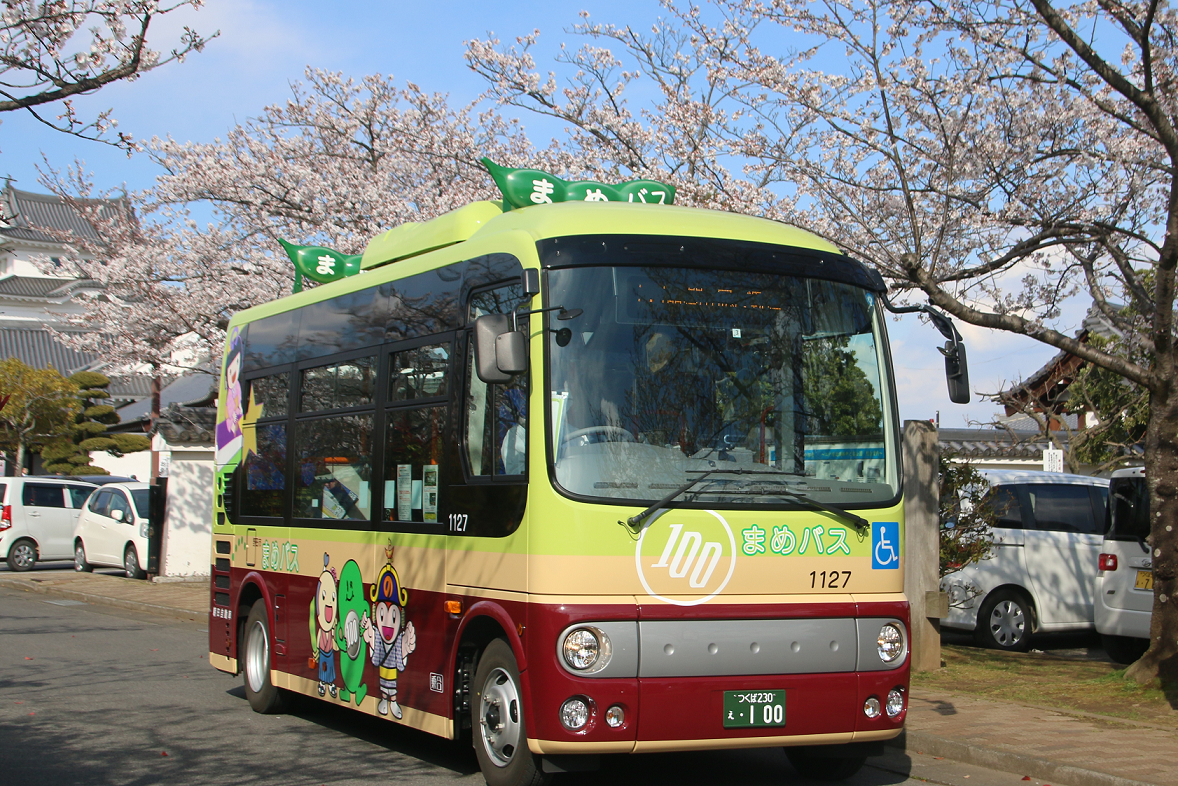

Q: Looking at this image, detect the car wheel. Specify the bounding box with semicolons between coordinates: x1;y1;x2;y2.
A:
786;747;868;781
975;589;1033;652
74;541;93;572
124;544;146;580
6;538;36;572
243;600;292;714
472;639;549;786
1102;634;1149;665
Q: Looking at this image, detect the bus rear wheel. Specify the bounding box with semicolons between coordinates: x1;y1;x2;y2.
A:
243;600;291;714
472;638;549;786
785;746;867;781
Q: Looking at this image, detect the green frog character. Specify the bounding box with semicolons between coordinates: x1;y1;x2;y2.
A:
335;558;369;705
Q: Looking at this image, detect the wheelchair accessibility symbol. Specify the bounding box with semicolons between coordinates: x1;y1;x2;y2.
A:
872;521;899;570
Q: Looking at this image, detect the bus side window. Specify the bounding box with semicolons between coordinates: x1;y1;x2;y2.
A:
465;285;529;479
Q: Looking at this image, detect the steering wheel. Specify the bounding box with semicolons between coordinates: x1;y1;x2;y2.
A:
562;425;637;444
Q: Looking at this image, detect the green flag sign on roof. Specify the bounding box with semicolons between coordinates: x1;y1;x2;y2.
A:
481;157;676;210
278;239;362;293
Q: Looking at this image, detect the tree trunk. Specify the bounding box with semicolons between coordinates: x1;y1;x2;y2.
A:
1125;389;1178;684
14;441;25;476
150;372;161;480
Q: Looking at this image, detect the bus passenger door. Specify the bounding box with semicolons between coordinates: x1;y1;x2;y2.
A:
377;337;458;728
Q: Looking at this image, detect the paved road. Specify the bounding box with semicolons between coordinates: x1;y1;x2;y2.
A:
0;586;1041;786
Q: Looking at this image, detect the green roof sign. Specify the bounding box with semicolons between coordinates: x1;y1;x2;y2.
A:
481;157;676;210
279;239;362;293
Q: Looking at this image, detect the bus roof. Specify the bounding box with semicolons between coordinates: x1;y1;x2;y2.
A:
360;199;840;270
232;200;848;327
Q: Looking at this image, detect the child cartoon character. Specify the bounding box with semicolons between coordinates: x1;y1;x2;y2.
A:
312;553;339;698
362;545;416;718
214;328;245;466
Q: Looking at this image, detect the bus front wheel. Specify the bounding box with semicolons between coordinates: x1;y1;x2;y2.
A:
243;600;291;714
785;746;867;781
472;638;549;786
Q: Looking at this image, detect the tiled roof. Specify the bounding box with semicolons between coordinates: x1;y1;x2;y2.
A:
938;427;1062;460
0;184;128;244
0;328;96;373
114;373;217;424
0;275;100;299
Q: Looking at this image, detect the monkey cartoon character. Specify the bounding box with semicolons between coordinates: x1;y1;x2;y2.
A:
311;553;339;698
361;545;416;719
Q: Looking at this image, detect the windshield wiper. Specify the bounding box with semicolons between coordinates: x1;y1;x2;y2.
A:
620;468;870;535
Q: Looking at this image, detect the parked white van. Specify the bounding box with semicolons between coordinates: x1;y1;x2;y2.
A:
941;469;1110;651
1094;466;1151;664
0;477;99;571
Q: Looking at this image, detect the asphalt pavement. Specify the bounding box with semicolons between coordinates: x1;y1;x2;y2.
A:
0;585;1038;786
1;567;1175;786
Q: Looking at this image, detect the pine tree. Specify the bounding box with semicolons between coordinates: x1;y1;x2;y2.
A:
41;371;150;475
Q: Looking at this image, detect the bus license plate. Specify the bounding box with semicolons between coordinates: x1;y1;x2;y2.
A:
723;690;786;729
1135;570;1154;590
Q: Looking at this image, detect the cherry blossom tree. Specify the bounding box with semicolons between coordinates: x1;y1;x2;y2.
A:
465;1;1178;681
37;69;548;375
0;1;217;150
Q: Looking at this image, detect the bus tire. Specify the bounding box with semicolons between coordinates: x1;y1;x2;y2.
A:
785;746;867;781
472;638;549;786
243;600;292;714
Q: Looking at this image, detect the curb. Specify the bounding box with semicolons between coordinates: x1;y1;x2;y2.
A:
0;578;206;622
890;729;1161;786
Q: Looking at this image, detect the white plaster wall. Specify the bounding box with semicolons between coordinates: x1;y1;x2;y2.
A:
88;450;152;480
161;448;214;577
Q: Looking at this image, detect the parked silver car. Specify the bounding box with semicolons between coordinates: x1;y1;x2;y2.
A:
0;477;99;571
1094;466;1151;664
941;469;1110;651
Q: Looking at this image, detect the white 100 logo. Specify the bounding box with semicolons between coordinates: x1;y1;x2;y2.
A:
636;510;737;606
652;523;724;588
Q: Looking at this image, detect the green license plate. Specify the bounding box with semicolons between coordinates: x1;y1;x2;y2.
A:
723;689;786;729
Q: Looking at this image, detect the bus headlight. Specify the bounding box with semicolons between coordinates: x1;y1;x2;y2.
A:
562;626;611;672
877;623;905;663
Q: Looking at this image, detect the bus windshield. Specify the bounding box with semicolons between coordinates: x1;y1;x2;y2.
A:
546;263;898;508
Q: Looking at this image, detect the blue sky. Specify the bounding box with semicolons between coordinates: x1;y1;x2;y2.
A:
0;0;1075;429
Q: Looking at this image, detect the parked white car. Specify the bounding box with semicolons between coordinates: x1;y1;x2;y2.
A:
1094;466;1151;664
0;477;98;571
941;469;1110;651
73;481;152;579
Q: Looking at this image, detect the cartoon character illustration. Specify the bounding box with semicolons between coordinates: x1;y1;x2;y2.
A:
214;328;245;466
335;559;369;705
362;545;416;718
310;553;339;698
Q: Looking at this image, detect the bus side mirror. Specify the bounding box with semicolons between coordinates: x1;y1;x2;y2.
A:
474;314;527;383
942;339;970;404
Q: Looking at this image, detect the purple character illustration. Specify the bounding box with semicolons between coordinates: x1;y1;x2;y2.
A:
362;545;416;718
215;328;245;466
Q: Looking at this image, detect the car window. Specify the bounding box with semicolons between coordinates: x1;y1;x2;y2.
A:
130;489;150;519
66;486;93;509
1092;486;1110;535
1025;484;1099;534
108;491;133;522
1108;476;1149;541
984;486;1023;529
89;489;114;516
22;483;65;508
0;483;6;504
